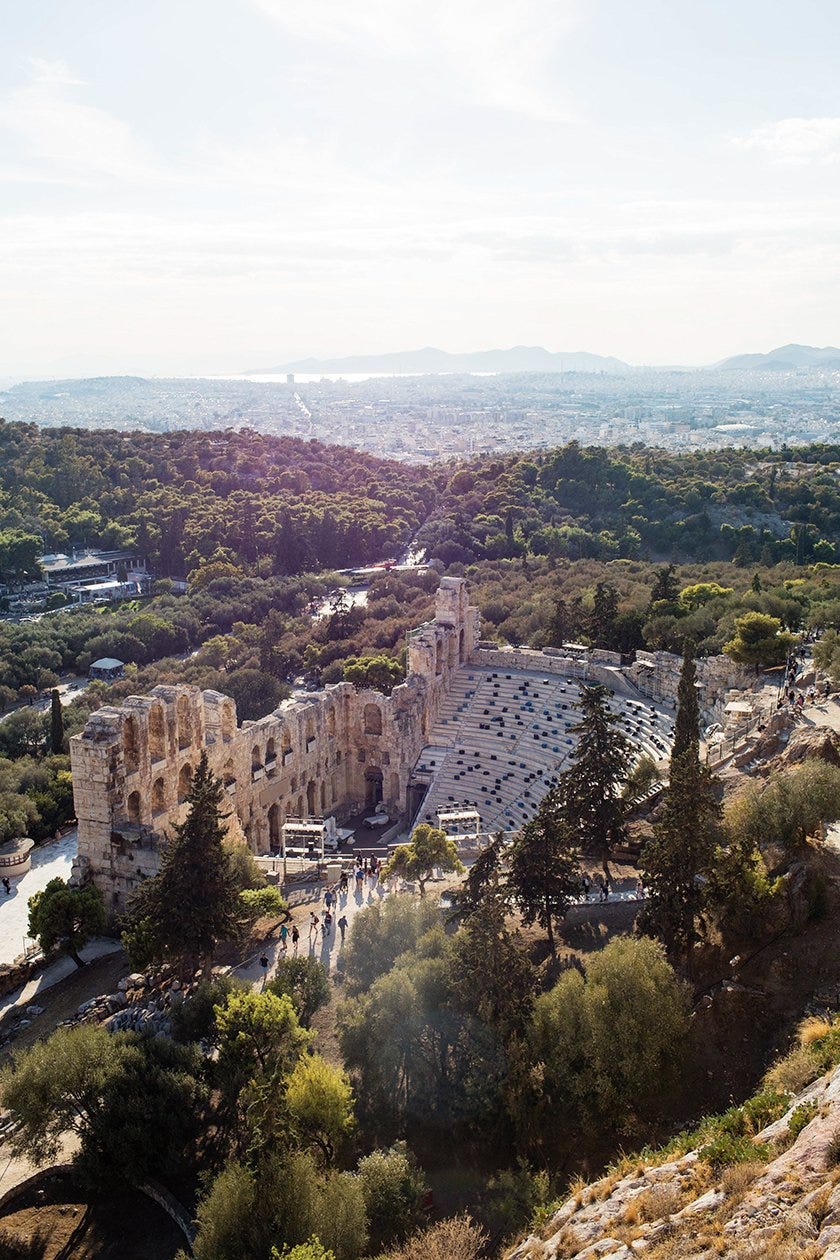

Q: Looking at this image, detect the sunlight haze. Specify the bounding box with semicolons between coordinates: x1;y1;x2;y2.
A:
2;1;840;375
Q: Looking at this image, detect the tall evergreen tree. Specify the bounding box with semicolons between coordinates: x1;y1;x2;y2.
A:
671;640;700;762
639;647;721;961
559;685;633;875
49;689;64;755
122;751;240;975
647;564;679;612
507;797;581;957
448;831;505;922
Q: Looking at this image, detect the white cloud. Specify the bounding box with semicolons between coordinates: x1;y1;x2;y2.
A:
732;117;840;163
0;59;156;183
249;0;579;119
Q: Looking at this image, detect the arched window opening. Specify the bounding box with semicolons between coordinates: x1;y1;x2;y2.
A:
177;695;193;751
149;705;165;762
178;763;192;802
124;716;139;774
126;790;141;825
152;777;166;812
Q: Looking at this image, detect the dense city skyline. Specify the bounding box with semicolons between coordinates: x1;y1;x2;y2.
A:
3;2;840;376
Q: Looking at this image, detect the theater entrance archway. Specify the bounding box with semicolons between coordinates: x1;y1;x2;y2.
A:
365;767;383;809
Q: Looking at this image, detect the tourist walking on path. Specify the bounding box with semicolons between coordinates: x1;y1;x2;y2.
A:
338;914;348;944
309;912;320;942
259;952;269;987
355;866;364;891
324;887;333;912
323;909;332;937
279;922;288;953
291;924;300;955
2;878;10;896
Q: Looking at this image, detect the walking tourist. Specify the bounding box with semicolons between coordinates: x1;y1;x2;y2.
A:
2;877;10;895
291;924;300;955
309;911;320;941
338;914;348;943
324;887;333;911
259;952;269;986
279;922;288;952
581;873;591;901
355;865;364;890
323;909;332;937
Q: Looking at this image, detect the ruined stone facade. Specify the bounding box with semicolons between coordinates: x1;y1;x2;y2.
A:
70;578;480;911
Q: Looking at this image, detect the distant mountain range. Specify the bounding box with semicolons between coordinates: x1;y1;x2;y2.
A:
250;345;631;376
716;343;840;372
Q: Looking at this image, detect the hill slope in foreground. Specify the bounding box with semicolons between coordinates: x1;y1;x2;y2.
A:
508;1043;840;1260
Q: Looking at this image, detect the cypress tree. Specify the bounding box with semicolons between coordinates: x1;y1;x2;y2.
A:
50;689;64;754
123;751;240;975
559;684;633;876
639;648;721;961
671;640;700;762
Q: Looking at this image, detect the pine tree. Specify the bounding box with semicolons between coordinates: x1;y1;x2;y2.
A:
558;685;633;875
448;831;505;922
507;795;581;957
49;689;64;755
639;648;721;961
123;751;240;975
451;898;537;1037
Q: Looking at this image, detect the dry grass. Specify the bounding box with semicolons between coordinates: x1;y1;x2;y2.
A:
799;1015;833;1047
720;1160;764;1200
763;1044;820;1095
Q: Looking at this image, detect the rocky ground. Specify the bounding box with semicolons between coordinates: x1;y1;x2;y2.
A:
507;1058;840;1260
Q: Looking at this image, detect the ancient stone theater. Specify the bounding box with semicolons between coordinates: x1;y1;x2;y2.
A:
70;578;480;911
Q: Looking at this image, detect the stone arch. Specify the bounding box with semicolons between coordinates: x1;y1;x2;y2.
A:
178;762;193;802
223;757;235;788
365;767;383;809
307;780;317;815
149;705;165;762
265;737;276;762
124;715;139;774
126;790;141;825
363;703;382;736
281;728;292;758
296;794;305;817
152;776;166;812
221;700;236;743
251;744;262;770
448;631;458;668
320;781;327;812
435;637;443;675
177;694;193;750
268;802;281;850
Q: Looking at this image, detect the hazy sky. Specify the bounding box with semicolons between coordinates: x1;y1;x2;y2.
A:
3;0;840;376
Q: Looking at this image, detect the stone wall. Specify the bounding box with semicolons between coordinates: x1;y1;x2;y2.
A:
70;578;479;912
625;650;755;724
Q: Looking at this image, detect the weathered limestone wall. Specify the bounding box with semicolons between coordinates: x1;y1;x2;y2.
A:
625;650;755;723
70;578;479;911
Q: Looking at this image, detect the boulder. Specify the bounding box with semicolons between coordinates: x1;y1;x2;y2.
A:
773;724;840;771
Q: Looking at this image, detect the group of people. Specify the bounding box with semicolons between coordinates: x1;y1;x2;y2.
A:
579;871;612;903
778;648;831;714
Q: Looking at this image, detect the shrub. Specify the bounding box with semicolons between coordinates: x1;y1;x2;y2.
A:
699;1132;769;1170
788;1101;819;1141
383;1214;487;1260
